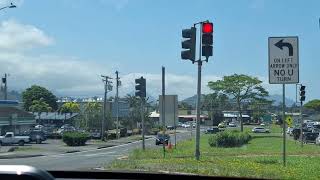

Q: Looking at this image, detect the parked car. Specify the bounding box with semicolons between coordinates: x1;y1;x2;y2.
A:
228;122;237;127
166;126;175;130
155;133;170;145
0;132;30;146
177;122;183;127
27;130;47;144
303;132;319;144
182;123;190;128
260;123;265;126
252;127;270;133
287;127;294;136
316;135;320;145
205;127;220;134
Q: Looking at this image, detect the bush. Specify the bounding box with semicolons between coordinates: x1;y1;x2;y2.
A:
208;131;251;148
150;128;160;135
132;128;141;135
62;132;89;146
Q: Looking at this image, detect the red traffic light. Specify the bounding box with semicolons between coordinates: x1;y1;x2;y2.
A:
202;23;213;33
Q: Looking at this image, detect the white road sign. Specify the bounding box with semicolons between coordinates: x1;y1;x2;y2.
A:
268;37;299;84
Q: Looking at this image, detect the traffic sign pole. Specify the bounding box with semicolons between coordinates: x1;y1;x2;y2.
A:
282;84;286;167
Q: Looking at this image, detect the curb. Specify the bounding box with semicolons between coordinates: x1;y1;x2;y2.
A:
0;154;44;159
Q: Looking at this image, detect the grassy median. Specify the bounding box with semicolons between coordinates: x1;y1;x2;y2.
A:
107;125;320;179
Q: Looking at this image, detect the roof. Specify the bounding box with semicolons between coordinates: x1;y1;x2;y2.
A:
33;112;79;120
223;113;250;118
0;107;34;118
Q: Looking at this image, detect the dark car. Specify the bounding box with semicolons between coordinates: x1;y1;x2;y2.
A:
166;126;175;130
205;127;220;134
27;130;47;144
155;133;170;145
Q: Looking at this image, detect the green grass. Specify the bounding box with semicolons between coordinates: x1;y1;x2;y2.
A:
107;125;320;179
14;147;41;152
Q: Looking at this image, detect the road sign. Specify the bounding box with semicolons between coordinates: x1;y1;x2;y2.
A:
268;37;299;84
286;116;293;127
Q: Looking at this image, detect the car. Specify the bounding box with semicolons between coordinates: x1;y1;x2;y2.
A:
27;130;47;144
166;126;174;130
205;127;220;134
181;123;190;128
286;127;294;136
177;122;183;127
155;133;170;145
260;123;265;126
0;132;30;146
316;135;320;145
252;127;270;133
228;122;236;127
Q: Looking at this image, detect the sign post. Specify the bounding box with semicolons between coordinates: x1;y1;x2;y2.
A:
268;36;299;167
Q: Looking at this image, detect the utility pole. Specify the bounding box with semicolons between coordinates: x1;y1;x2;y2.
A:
162;66;166;157
115;71;121;139
101;75;112;141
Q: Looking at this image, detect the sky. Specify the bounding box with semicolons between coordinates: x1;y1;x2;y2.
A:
0;0;319;102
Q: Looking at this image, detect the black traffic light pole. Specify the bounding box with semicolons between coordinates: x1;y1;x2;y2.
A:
181;20;212;161
135;77;146;150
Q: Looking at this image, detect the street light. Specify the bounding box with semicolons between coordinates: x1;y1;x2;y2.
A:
0;3;16;11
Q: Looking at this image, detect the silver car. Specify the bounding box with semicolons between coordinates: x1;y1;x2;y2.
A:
252;127;270;133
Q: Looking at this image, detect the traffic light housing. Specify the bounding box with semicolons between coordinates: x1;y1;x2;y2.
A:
1;77;5;84
135;77;146;98
181;27;196;61
201;22;213;59
300;85;305;102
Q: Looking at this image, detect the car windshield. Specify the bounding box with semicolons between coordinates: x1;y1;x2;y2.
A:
0;0;319;179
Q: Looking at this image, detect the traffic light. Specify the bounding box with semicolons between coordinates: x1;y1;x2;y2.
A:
1;77;5;84
181;27;196;61
201;22;213;59
135;77;146;98
300;85;306;102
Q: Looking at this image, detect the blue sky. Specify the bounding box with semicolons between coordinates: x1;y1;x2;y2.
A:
0;0;319;101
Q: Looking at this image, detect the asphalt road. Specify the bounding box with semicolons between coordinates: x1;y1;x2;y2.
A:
0;130;197;170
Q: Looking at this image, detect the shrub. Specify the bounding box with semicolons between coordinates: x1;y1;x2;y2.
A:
132;128;141;135
208;131;251;147
150;128;160;135
62;132;89;146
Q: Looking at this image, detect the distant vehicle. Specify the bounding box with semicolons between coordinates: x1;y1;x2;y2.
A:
26;130;47;144
90;131;101;139
155;133;170;145
205;127;220;134
228;122;236;127
182;124;190;128
177;122;183;127
260;123;265;126
166;126;174;130
252;127;270;133
303;132;319;144
287;127;294;136
0;132;30;146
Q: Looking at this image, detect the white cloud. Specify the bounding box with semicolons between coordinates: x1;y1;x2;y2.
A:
0;20;53;51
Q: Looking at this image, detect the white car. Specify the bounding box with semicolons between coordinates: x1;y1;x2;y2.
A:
287;127;293;135
228;122;236;127
252;127;270;133
181;124;191;128
316;135;320;145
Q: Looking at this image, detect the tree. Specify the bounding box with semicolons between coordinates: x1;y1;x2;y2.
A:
59;102;80;124
22;85;58;111
178;102;192;110
208;74;269;131
124;94;152;129
202;93;229;125
248;98;273;123
29;98;52;124
304;99;320;112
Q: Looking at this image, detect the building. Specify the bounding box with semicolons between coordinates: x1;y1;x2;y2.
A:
33;112;79;127
0;100;36;135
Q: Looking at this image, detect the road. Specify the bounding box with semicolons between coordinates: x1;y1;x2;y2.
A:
0;130;199;170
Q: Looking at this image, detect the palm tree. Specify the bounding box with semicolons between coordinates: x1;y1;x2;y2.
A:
59;102;80;124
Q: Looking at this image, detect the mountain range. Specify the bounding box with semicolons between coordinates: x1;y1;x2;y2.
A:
180;94;295;107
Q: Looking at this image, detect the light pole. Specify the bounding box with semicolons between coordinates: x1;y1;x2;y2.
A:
0;3;16;11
